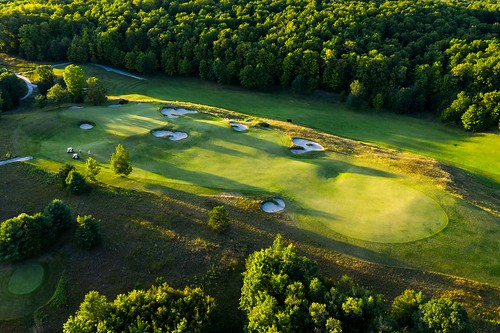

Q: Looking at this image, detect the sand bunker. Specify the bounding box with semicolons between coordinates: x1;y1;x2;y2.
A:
290;138;324;154
152;130;188;141
69;106;83;109
79;123;94;130
261;198;286;213
229;121;248;132
161;108;198;118
108;104;121;108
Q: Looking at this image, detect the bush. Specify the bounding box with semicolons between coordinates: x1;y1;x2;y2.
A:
391;289;426;329
416;298;472;333
63;283;216;332
208;206;230;233
58;163;75;186
66;170;89;194
0;213;50;261
85;157;101;181
76;215;101;250
43;199;73;233
111;144;132;176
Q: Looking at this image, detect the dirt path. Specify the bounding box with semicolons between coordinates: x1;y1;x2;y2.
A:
0;156;33;166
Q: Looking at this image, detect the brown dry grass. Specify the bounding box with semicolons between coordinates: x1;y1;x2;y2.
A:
0;162;498;332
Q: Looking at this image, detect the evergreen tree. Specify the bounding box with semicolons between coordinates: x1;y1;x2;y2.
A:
111;144;132;176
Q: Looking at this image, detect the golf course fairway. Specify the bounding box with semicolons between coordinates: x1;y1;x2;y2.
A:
10;103;448;243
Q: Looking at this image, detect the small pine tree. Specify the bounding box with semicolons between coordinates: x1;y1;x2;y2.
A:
111;144;132;176
76;215;101;250
85;157;101;181
208;206;230;233
66;170;89;194
43;199;73;233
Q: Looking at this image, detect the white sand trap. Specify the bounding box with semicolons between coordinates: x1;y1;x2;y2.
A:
161;108;198;118
261;198;286;213
108;104;121;108
152;130;188;141
69;106;83;109
80;123;94;129
290;138;324;154
229;121;248;132
0;156;33;166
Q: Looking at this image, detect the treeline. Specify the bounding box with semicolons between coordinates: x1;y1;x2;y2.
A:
64;235;472;332
0;68;24;111
0;0;498;130
0;199;100;261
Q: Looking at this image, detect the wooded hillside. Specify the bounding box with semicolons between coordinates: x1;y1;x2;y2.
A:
0;0;498;128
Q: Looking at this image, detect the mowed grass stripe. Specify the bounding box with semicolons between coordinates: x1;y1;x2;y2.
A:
7;104;449;244
77;64;499;183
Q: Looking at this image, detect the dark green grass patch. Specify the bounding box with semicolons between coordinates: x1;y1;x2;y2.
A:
0;259;61;321
7;263;44;295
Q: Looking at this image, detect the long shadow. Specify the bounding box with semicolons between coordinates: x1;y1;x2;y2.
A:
137;160;265;194
291;155;397;179
218;196;408;268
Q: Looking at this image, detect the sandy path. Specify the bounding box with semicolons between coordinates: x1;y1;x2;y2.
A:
16;75;37;100
0;156;33;166
92;64;145;80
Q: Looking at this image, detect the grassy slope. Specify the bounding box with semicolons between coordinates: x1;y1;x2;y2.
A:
0;163;498;333
76;65;500;183
1;103;498;286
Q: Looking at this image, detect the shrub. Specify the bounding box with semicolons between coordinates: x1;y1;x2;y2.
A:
76;215;101;250
58;163;75;186
0;213;50;261
391;289;426;329
63;283;216;332
415;297;472;333
66;170;89;194
85;157;101;181
43;199;73;233
111;144;132;176
208;206;230;233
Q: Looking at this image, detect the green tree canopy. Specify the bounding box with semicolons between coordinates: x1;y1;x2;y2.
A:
85;157;101;181
47;83;68;107
42;199;72;233
34;65;56;96
65;170;89;194
208;205;230;233
111;144;132;176
63;283;216;332
75;215;101;250
84;77;106;105
63;64;84;102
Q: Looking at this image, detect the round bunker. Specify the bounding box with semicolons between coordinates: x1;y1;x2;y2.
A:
290;138;324;154
261;198;286;213
79;123;94;130
229;121;248;132
152;130;188;141
161;107;198;118
8;263;44;295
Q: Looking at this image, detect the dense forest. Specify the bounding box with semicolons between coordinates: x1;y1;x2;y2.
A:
0;0;499;130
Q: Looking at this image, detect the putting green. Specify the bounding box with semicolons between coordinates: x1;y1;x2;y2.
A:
323;173;448;242
8;262;44;295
